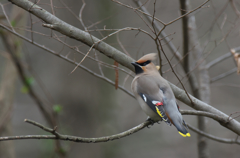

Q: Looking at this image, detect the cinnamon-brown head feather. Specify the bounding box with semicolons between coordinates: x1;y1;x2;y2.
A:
136;53;157;64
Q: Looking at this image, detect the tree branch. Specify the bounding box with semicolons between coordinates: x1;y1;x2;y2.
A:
206;46;240;69
0;119;152;143
180;110;227;124
187;124;240;145
210;67;237;83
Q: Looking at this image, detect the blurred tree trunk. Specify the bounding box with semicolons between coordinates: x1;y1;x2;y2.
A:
189;17;211;158
96;1;120;158
187;1;211;158
0;6;27;158
180;0;211;158
0;59;16;158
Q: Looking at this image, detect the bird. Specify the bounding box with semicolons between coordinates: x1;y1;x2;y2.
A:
131;53;190;137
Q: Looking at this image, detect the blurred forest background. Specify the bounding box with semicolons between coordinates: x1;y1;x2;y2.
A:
0;0;240;158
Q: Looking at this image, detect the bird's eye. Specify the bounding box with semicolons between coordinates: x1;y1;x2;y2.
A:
138;60;151;66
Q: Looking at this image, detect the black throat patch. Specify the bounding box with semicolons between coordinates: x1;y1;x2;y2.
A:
133;65;144;74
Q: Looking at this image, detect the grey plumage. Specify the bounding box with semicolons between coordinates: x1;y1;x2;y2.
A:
131;53;190;137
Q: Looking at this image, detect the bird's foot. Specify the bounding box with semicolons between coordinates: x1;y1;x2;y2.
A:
146;117;155;128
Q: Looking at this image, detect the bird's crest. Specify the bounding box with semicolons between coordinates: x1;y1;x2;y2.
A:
136;53;157;64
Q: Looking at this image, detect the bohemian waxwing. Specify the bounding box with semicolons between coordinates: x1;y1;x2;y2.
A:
131;53;190;137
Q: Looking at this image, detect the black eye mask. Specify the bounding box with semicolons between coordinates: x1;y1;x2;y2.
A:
137;60;151;66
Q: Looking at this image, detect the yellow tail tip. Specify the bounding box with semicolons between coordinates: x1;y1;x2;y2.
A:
178;132;191;137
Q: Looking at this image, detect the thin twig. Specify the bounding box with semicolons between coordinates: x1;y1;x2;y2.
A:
133;0;183;61
79;0;87;31
206;46;240;69
228;111;240;122
210;67;237;83
94;50;104;76
0;4;15;32
230;0;240;18
112;0;165;25
116;33;131;57
158;38;195;106
166;0;210;25
69;27;146;73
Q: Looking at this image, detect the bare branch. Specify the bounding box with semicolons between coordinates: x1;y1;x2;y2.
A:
230;0;240;18
181;110;227;124
79;0;87;31
116;33;131;57
206;52;231;69
206;46;240;69
0;119;152;143
210;67;237;83
0;4;15;32
187;124;240;145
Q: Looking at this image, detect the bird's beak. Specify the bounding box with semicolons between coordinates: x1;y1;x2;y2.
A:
131;62;143;74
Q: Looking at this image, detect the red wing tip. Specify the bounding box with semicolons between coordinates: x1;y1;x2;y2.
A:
156;102;163;106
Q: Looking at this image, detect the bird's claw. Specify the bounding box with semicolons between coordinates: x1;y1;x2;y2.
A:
146;117;155;128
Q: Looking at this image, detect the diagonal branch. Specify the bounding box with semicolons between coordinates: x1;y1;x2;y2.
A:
187;124;240;145
206;46;240;69
210;67;237;83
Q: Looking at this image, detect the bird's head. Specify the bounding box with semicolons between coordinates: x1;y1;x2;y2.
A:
131;53;158;75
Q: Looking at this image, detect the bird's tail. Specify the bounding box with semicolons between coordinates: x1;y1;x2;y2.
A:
175;122;191;137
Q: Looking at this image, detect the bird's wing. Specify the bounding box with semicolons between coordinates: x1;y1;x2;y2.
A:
138;92;172;125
